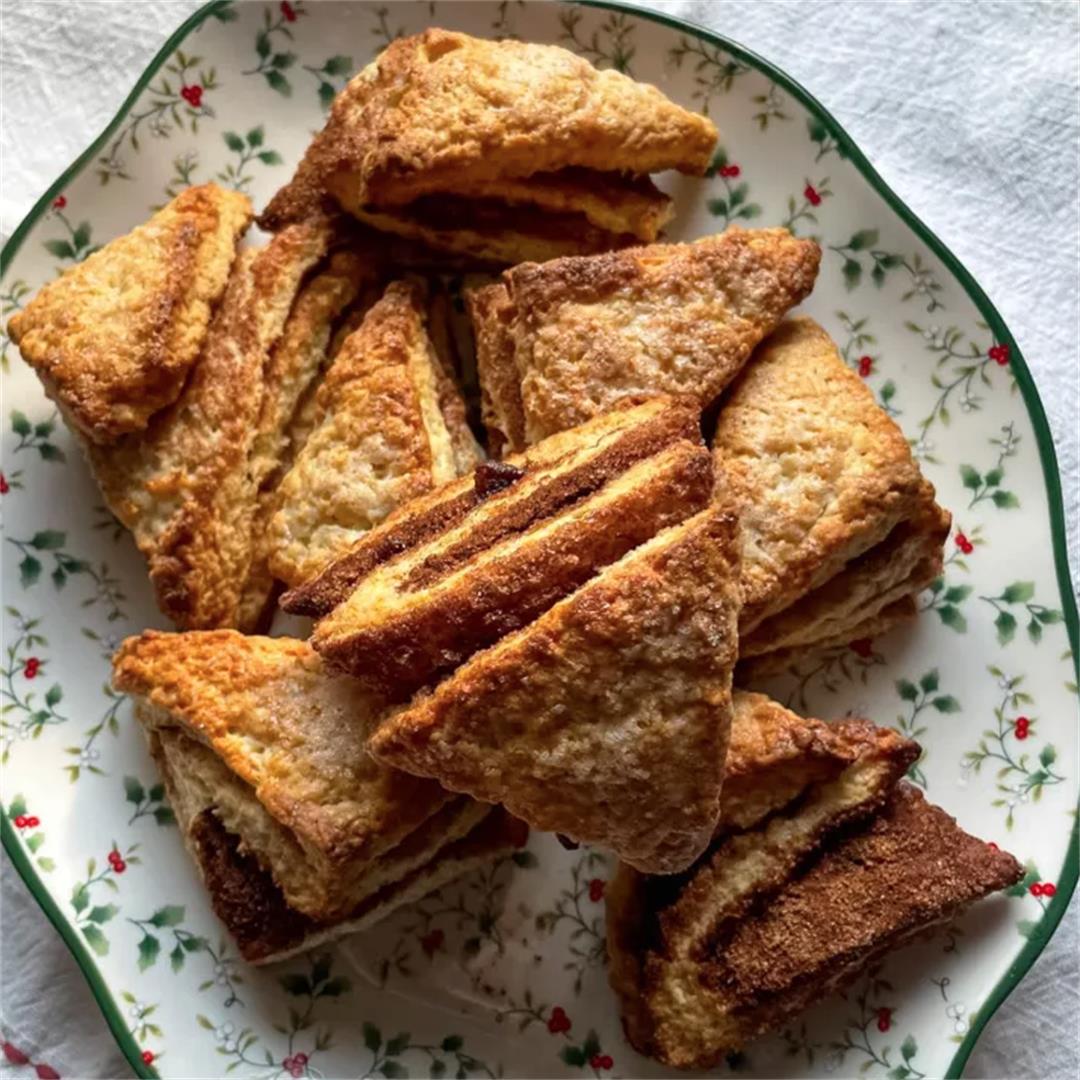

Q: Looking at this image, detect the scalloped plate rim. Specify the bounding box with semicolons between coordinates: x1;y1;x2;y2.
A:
0;3;1076;1078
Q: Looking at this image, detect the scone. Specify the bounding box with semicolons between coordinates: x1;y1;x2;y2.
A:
369;503;742;875
259;29;717;262
469;228;821;451
87;219;336;631
8;184;252;444
713;316;950;672
607;694;1022;1069
267;279;481;590
113;630;526;964
292;396;714;692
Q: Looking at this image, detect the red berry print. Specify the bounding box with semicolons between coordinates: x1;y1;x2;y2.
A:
281;0;298;20
954;532;974;555
588;878;606;902
52;195;67;210
26;816;40;828
876;1007;892;1032
142;1050;155;1064
36;1066;60;1080
419;928;444;957
989;343;1010;366
0;472;8;494
987;841;999;850
1030;882;1044;897
180;84;203;108
110;849;127;874
857;355;873;378
547;1006;571;1034
1043;882;1057;897
3;1043;29;1065
590;1054;614;1071
14;815;28;829
718;164;741;178
1014;716;1030;740
849;638;873;658
23;657;40;679
804;183;822;207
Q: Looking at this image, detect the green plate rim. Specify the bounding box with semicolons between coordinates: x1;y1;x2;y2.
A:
1;1;1076;1078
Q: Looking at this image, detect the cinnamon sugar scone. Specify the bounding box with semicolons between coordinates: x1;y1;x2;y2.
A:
370;503;742;875
296;397;713;694
606;698;1021;1068
112;630;525;964
470;228;821;451
259;29;716;261
267;279;481;590
714;316;949;665
9;184;252;443
87;219;334;630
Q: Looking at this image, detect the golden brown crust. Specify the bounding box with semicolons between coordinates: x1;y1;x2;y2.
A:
500;228;820;444
258;30;716;230
267;279;476;589
467;283;526;456
112;631;454;880
87;221;332;629
283;396;701;618
10;184;251;443
369;504;742;874
308;400;711;695
714;316;932;633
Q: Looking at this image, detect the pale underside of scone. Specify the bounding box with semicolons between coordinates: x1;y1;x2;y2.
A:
466;283;525;458
470;227;821;451
307;397;713;695
267;279;480;590
714;315;946;636
258;29;716;232
87;219;334;630
368;503;743;875
608;781;1021;1069
111;630;461;920
9;183;252;444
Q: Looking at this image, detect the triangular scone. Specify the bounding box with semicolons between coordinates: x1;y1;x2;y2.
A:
88;220;333;629
113;633;480;917
10;184;251;443
303;397;713;695
471;228;821;451
267;280;481;590
608;780;1021;1068
714;316;949;652
260;30;715;228
369;504;742;874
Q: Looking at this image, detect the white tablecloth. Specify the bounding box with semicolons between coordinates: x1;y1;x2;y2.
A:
1;2;1077;1077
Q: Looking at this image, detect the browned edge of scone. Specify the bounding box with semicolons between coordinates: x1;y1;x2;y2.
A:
189;806;527;964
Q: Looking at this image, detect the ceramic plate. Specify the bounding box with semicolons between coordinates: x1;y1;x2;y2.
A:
1;2;1076;1078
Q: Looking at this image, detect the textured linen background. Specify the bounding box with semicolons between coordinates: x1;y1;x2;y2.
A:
1;2;1077;1077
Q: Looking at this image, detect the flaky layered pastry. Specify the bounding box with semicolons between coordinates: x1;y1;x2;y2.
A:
369;503;742;874
607;696;1021;1068
113;630;525;963
267;279;479;589
9;184;251;443
293;396;713;695
714;316;950;665
469;227;821;451
259;29;716;261
87;219;335;630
